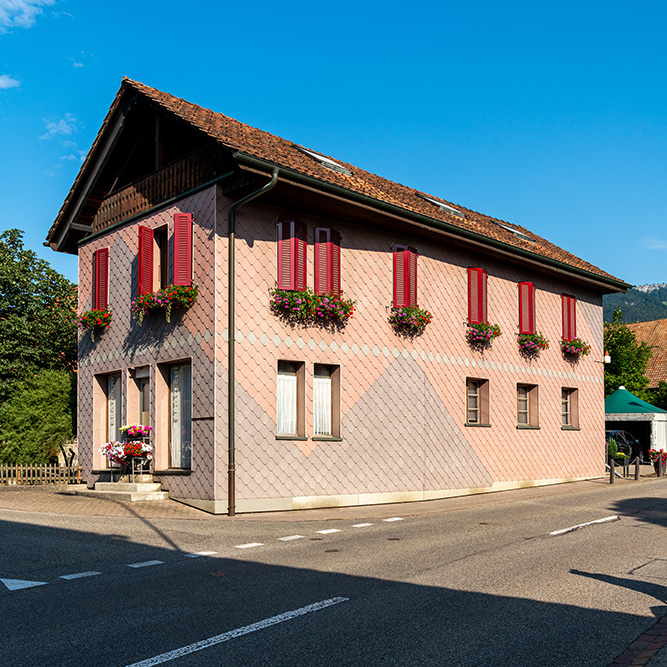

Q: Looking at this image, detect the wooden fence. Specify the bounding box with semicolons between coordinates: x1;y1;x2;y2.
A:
0;465;81;486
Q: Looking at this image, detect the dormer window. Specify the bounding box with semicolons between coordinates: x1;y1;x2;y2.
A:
418;194;466;219
295;146;352;175
495;221;534;243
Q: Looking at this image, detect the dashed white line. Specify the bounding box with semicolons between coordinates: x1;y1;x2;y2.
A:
316;529;341;534
128;560;164;568
1;577;48;591
549;515;620;536
123;597;349;667
59;571;102;580
278;535;305;541
383;517;403;522
184;551;218;558
235;543;264;549
352;523;373;528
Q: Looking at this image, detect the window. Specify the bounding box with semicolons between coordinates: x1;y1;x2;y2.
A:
314;228;341;295
468;268;488;324
170;363;192;468
107;373;122;444
561;388;579;429
518;282;535;334
277;220;307;291
393;245;418;307
92;248;109;309
277;360;305;437
154;226;168;290
517;384;539;428
466;378;489;425
313;364;340;438
562;294;577;341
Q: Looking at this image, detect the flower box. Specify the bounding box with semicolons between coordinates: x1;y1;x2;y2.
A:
78;307;112;341
560;338;591;359
388;305;432;337
517;332;549;357
100;440;153;466
131;284;198;325
269;287;355;325
466;322;502;350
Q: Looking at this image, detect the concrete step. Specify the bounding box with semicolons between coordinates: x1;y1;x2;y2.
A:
94;482;164;493
74;481;169;502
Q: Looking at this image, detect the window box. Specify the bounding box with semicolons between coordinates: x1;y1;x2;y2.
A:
560;338;590;360
269;287;355;326
79;307;112;341
388;304;432;337
466;321;502;350
131;284;198;325
517;331;549;357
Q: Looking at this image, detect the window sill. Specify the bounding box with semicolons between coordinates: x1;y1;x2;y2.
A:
312;436;343;442
154;469;192;476
561;426;581;431
517;425;540;430
465;423;491;428
276;435;308;441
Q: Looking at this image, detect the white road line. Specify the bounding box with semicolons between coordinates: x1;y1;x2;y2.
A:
383;517;403;522
128;560;164;568
1;577;48;591
59;571;102;580
352;523;373;528
278;535;305;541
316;529;341;534
124;597;349;667
235;543;264;549
549;515;620;536
184;551;218;558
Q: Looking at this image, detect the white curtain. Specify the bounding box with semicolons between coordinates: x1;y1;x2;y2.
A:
277;372;297;435
171;365;192;468
313;376;332;436
107;373;122;442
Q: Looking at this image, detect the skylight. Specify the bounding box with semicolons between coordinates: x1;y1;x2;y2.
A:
418;195;466;219
495;222;534;243
296;146;352;175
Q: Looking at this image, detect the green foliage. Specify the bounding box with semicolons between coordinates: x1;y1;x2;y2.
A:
0;369;76;464
606;438;618;458
604;307;653;398
650;381;667;411
603;286;667;324
0;229;77;403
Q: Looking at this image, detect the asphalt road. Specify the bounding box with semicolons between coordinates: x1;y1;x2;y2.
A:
2;479;667;666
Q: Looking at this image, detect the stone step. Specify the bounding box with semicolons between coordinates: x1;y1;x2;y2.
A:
75;489;170;502
94;482;163;493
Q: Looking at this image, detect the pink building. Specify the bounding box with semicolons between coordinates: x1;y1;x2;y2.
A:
47;79;628;514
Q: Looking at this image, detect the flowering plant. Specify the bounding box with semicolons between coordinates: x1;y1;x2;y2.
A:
560;338;591;359
466;321;502;349
120;423;151;438
649;449;667;465
100;440;153;465
269;287;355;325
517;331;549;356
131;284;198;325
388;305;432;336
78;308;112;341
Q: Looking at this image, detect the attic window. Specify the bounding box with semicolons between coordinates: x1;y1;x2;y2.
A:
296;146;352;175
418;195;466;219
495;222;534;243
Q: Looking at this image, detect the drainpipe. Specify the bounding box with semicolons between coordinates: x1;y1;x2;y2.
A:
228;168;279;516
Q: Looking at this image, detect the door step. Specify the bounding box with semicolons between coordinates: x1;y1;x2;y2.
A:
75;481;169;502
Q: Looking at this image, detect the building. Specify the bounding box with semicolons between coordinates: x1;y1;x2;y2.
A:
46;78;628;514
626;319;667;390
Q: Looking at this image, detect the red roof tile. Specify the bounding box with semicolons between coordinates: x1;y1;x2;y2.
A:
627;319;667;388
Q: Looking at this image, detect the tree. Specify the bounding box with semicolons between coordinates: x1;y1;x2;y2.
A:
0;229;77;403
0;369;76;463
604;307;653;398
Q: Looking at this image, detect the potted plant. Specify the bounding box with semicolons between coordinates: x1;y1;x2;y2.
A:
561;338;591;360
131;284;198;325
78;307;112;341
388;305;432;337
269;286;355;325
649;449;667;474
613;451;630;467
466;322;502;350
517;331;549;357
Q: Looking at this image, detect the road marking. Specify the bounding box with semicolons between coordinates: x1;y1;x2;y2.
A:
60;571;102;580
1;577;48;591
124;596;349;667
278;535;305;541
352;523;373;528
128;560;164;568
235;543;264;549
549;515;620;536
383;517;403;522
316;529;341;534
184;551;218;558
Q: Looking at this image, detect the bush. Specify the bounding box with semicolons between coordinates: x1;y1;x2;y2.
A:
0;369;76;464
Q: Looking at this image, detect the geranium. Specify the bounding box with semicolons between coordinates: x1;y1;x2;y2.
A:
388;305;432;336
560;338;591;359
466;322;502;349
131;284;198;325
99;440;153;465
78;307;112;341
120;423;152;438
269;287;355;325
517;331;549;356
648;449;667;465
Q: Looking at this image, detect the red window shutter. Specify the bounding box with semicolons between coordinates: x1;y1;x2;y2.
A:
277;220;293;290
94;248;109;310
407;247;418;307
468;268;487;324
562;294;577;340
138;226;154;295
518;282;535;334
314;227;330;294
331;230;341;296
173;213;193;286
393;245;407;307
294;222;307;291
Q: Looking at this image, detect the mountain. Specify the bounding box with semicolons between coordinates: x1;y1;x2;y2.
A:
603;284;667;323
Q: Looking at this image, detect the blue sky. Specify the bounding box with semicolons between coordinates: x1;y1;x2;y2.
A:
1;0;666;287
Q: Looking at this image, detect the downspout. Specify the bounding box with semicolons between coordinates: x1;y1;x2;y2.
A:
227;168;279;516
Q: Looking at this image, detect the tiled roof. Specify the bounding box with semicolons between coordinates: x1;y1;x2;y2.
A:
49;78;627;288
627;319;667;388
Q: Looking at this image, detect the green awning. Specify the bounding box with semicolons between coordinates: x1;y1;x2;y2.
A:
605;387;667;414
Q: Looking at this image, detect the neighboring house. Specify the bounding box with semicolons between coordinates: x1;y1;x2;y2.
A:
46;78;629;514
626;319;667;389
